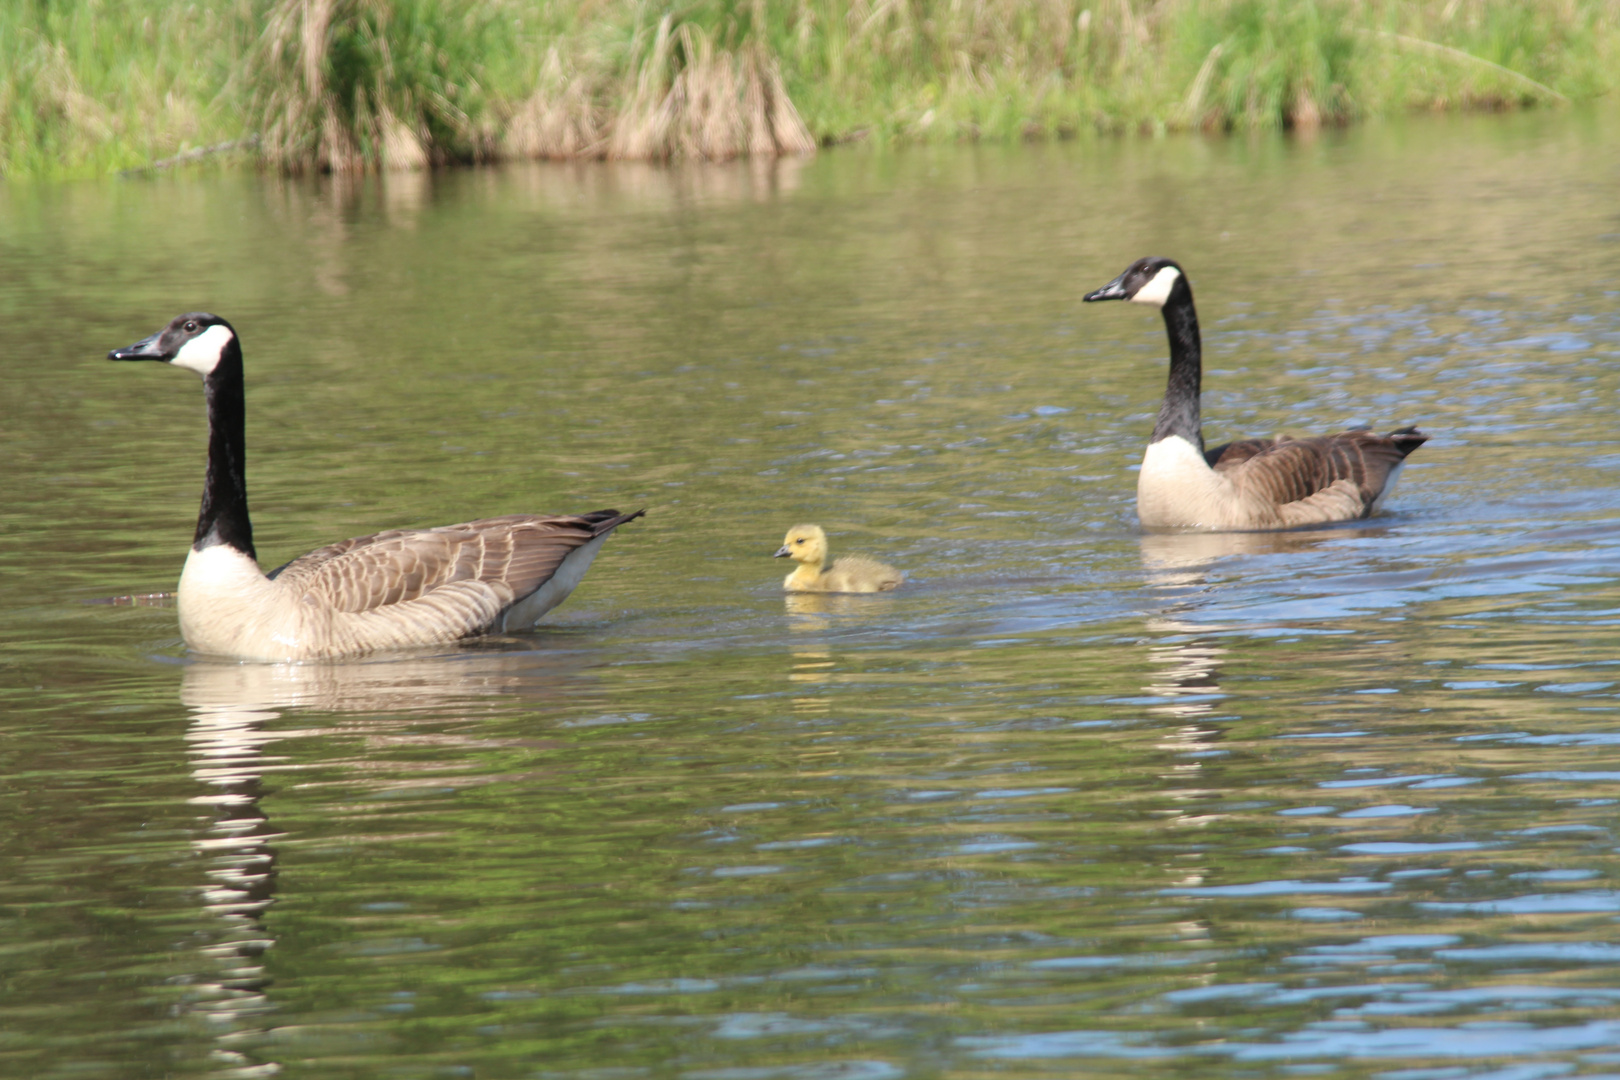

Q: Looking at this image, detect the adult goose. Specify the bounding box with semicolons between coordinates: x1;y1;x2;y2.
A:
108;313;641;661
1084;256;1427;530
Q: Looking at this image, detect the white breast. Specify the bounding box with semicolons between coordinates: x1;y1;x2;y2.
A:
177;545;308;660
1136;435;1232;529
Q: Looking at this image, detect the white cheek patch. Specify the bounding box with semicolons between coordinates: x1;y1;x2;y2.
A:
1130;266;1182;307
171;324;235;376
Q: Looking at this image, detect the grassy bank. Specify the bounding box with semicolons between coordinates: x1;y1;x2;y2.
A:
4;0;1617;177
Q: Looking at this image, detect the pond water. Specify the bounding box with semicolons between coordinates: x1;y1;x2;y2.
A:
2;105;1619;1079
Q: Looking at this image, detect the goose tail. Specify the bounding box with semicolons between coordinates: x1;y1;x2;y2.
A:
579;508;647;537
1384;427;1429;459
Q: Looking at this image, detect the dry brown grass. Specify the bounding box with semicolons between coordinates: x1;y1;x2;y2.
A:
503;47;604;159
251;1;815;171
506;17;815;163
257;0;364;171
253;0;486;172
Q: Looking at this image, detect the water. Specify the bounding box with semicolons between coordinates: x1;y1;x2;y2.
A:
2;106;1619;1079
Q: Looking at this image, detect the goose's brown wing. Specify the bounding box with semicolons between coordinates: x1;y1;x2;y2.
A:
1205;438;1278;471
269;510;642;616
1218;428;1427;514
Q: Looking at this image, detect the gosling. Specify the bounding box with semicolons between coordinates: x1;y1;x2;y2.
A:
775;525;903;594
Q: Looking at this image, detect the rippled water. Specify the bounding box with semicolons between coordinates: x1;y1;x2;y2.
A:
2;106;1619;1079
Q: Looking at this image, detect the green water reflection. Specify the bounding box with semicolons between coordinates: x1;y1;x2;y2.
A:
2;107;1619;1078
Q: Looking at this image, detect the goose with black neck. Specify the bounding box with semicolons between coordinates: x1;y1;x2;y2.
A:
1084;257;1428;531
108;313;642;661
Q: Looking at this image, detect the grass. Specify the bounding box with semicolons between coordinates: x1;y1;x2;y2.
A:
3;0;1618;177
0;0;255;177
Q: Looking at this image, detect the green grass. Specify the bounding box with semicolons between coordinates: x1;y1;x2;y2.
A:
0;0;254;177
4;0;1618;177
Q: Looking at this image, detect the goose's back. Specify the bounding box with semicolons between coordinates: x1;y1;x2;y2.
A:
1200;428;1427;528
271;514;609;613
205;510;643;659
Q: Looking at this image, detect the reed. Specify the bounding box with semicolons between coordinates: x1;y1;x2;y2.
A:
3;0;1617;177
0;0;251;177
251;0;517;171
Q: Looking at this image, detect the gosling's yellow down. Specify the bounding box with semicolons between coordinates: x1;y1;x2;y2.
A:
774;525;903;594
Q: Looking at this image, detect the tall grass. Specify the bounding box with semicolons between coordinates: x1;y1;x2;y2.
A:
776;0;1614;140
0;0;253;177
3;0;1618;177
248;0;814;169
252;0;512;170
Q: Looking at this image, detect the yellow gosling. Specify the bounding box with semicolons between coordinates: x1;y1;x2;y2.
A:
774;524;903;594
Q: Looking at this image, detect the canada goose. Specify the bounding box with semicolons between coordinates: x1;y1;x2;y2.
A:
774;525;902;593
108;313;642;661
1084;256;1428;530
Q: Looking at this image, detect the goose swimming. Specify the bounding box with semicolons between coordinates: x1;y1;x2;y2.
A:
1084;256;1428;530
108;313;641;661
775;525;902;593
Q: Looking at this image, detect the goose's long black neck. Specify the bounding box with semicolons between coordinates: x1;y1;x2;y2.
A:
1151;278;1204;452
196;342;256;560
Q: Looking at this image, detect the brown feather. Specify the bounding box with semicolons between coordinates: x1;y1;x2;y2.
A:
269;510;643;619
1209;428;1428;519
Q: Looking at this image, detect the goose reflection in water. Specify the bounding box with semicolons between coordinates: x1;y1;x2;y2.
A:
1133;530;1308;725
1137;529;1347;723
779;589;903;714
1134;528;1371;854
781;595;847;715
175;647;594;1076
1137;526;1368;588
179;664;285;1077
1135;524;1385;718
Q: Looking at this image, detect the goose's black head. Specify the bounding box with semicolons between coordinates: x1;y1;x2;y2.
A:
1083;256;1187;308
108;313;239;378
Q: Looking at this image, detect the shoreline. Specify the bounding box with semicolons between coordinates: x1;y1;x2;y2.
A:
5;0;1616;180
